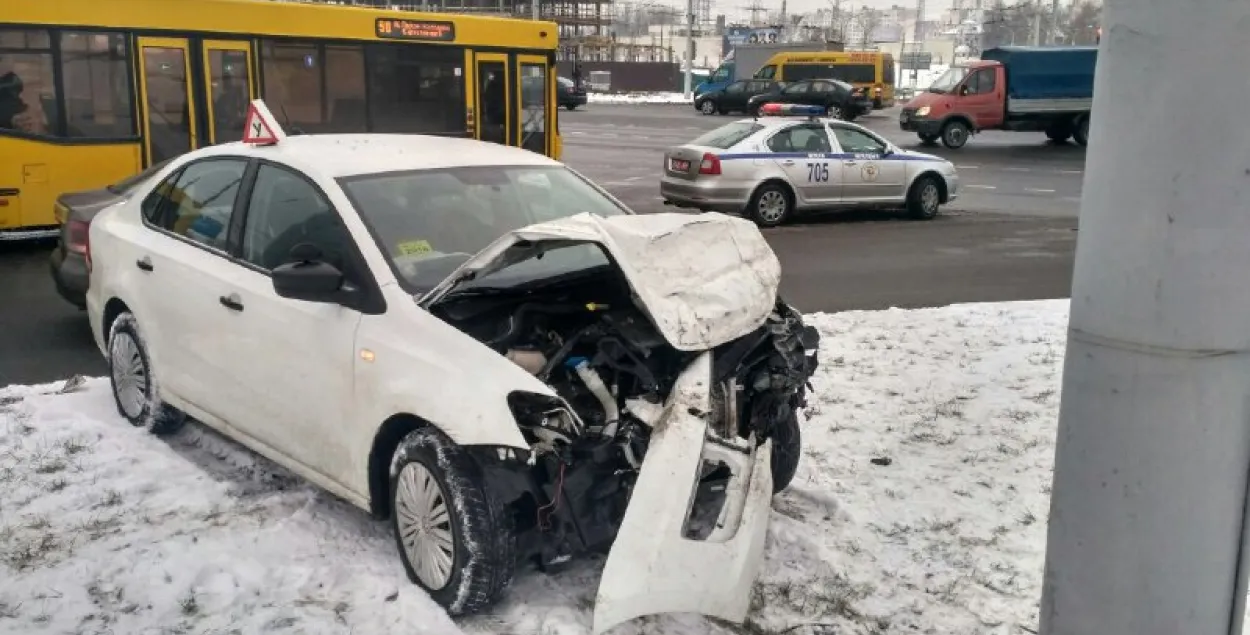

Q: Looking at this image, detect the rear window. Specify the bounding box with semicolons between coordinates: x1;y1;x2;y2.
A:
690;122;763;149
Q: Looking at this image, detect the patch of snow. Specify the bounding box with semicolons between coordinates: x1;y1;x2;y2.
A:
0;297;1188;634
587;92;691;105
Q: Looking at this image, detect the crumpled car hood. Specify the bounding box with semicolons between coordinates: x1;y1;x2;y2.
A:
420;211;782;352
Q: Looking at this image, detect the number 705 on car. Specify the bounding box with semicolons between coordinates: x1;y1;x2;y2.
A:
806;162;829;182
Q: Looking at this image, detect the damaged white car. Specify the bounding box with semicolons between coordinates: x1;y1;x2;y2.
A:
84;129;819;632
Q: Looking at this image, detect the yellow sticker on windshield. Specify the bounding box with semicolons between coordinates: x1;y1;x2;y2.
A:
397;239;433;256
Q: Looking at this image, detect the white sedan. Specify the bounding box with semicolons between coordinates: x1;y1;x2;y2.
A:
85;116;819;632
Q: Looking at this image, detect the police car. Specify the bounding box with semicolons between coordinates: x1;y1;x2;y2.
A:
84;100;817;633
660;103;960;227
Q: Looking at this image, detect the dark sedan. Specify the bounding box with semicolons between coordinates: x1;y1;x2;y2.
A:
745;79;873;121
557;76;587;110
693;79;785;116
49;160;169;308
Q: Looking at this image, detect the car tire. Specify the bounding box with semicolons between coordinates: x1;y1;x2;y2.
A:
769;407;802;494
827;104;845;120
566;104;578;111
748;182;793;228
906;174;943;220
940;120;970;149
699;100;716;115
107;311;186;435
1073;115;1090;147
390;427;516;615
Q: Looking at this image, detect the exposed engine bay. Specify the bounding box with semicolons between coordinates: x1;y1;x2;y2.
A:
429;265;820;570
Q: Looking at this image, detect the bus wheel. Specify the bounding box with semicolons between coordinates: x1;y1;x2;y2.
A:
941;120;970;149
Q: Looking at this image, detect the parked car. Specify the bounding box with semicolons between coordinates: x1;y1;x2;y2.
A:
49;159;171;308
85;117;819;632
745;79;873;121
557;76;587;110
693;79;785;116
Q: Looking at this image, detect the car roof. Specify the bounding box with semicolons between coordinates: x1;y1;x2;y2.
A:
189;133;561;178
732;116;870;131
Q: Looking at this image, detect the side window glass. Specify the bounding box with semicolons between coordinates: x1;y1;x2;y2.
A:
832;127;886;154
158;159;247;250
767;125;830;153
972;69;996;94
725;81;745;93
756;65;776;80
241;164;352;272
141;169;182;225
782;82;808;95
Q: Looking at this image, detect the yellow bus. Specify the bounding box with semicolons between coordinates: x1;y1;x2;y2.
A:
754;51;896;110
0;0;561;239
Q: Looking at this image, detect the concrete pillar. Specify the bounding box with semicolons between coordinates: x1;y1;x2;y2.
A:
1039;0;1250;634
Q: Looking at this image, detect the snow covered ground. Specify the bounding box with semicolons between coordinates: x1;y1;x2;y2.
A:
0;299;1073;634
587;92;690;105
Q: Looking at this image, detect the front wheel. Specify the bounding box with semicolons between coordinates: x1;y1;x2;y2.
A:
1073;115;1090;147
906;175;943;220
107;311;186;435
390;427;516;615
699;100;716;115
941;120;970;149
748;183;793;228
565;104;578;111
769;408;802;493
827;104;845;120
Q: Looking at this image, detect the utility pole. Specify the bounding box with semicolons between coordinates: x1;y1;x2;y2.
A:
531;0;539;20
683;0;695;95
1039;0;1250;634
1050;0;1060;44
1030;0;1042;45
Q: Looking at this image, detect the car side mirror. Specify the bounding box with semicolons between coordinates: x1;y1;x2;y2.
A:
272;243;345;303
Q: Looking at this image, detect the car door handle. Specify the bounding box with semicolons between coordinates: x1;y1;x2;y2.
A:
844;161;858;166
781;160;795;166
136;257;153;272
219;294;244;312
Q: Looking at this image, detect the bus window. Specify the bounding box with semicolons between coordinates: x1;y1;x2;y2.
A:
477;60;506;144
518;63;546;155
368;44;465;135
61;32;134;139
207;49;250;143
0;29;56;136
261;40;323;133
326;44;366;132
883;58;895;85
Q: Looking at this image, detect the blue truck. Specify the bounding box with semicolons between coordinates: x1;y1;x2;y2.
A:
898;46;1098;149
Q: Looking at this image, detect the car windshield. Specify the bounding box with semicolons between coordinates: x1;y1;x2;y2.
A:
690;121;763;149
927;66;970;93
338;165;628;294
106;159;172;195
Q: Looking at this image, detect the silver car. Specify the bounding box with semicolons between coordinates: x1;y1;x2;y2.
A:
660;111;960;227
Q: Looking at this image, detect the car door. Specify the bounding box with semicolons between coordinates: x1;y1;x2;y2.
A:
829;124;907;202
721;80;749;111
764;122;839;206
132;156;250;418
960;67;1004;130
215;161;363;483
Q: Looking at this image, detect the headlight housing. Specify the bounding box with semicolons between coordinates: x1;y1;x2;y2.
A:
916;105;931;117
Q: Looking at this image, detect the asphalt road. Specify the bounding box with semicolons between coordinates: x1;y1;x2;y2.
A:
0;104;1080;387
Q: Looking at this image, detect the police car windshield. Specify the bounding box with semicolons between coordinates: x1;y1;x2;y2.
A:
690;122;764;149
339;165;627;294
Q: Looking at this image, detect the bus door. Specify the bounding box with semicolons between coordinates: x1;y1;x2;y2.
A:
516;54;549;155
475;52;511;146
202;40;255;145
136;37;199;165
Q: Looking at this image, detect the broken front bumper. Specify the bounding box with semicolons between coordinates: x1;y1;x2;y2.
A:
593;351;773;633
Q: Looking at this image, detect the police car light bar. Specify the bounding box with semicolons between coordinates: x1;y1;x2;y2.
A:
757;103;826;118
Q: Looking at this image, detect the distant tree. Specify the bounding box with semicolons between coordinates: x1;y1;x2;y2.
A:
855;7;882;48
1063;0;1102;45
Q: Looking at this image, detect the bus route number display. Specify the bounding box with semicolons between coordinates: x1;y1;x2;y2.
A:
375;18;456;42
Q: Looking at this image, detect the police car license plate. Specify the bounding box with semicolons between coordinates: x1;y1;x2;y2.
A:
670;158;690;171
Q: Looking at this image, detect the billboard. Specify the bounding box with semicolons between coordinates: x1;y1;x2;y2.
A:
722;26;782;58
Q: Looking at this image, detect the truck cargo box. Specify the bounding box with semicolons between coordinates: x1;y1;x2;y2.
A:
980;46;1097;101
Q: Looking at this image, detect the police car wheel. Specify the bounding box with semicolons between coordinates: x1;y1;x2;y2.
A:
749;183;792;227
906;175;942;220
700;100;716;115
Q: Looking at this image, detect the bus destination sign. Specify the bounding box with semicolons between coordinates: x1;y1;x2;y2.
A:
375;18;456;42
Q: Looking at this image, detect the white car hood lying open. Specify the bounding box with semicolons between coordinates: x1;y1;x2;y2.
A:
421;212;783;351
